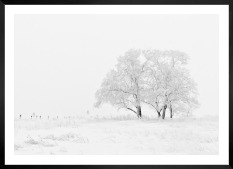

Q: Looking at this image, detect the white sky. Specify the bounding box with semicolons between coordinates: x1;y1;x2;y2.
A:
14;14;219;118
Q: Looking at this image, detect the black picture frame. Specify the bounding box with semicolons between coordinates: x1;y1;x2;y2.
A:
0;0;231;168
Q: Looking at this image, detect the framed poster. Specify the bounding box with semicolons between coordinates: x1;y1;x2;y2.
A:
1;0;231;168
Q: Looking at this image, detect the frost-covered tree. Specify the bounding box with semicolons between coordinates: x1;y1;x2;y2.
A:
95;49;198;119
142;49;199;119
95;49;148;118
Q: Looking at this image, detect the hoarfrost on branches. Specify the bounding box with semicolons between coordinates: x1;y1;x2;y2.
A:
95;49;199;119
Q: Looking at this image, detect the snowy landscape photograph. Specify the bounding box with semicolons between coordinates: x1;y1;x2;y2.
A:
14;14;219;155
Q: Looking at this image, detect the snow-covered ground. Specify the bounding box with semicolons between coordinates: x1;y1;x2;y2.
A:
14;115;218;155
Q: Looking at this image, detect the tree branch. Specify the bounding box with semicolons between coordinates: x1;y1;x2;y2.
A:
110;88;136;97
126;107;137;114
142;100;156;109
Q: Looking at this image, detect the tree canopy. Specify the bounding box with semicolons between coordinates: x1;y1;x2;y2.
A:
95;49;199;119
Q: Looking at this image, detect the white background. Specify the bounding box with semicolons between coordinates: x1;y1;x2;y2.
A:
14;14;219;118
5;5;229;165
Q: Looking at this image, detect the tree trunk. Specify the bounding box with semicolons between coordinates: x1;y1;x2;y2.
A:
157;110;161;118
170;105;173;118
137;106;142;118
162;105;167;119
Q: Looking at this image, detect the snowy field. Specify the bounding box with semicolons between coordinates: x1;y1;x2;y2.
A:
14;115;219;155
